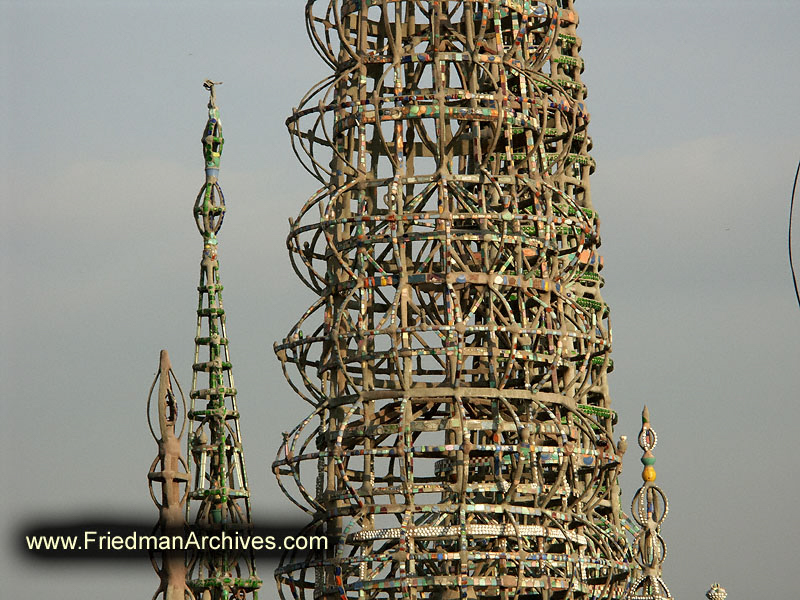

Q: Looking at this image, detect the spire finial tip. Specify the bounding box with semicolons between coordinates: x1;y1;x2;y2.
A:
203;79;222;108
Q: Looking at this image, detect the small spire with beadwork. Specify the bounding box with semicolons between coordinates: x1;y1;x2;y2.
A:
625;406;673;599
706;583;727;600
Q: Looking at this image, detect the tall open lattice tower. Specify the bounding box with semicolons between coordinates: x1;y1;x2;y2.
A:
274;2;630;599
186;82;260;600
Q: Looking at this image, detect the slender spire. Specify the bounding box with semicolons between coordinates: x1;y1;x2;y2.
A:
147;350;191;600
626;406;673;599
186;81;260;600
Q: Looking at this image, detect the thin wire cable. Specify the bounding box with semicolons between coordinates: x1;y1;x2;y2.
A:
790;157;800;311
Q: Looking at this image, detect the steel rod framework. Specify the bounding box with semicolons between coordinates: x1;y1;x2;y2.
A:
274;2;630;599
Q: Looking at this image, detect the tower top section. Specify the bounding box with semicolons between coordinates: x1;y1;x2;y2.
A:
194;80;225;239
202;79;223;172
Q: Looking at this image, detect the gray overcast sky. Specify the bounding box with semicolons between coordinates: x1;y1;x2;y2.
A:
2;1;799;598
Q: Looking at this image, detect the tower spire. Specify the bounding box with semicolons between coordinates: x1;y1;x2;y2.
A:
626;406;674;600
186;81;260;600
147;349;191;600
